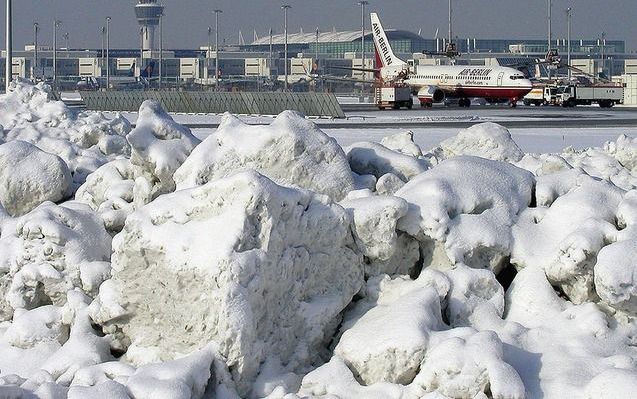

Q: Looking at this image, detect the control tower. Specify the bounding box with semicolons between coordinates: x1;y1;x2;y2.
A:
135;0;164;51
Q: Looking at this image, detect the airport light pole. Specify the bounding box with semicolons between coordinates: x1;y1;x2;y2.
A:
358;1;368;80
106;16;111;90
159;12;163;88
207;26;212;82
448;0;452;45
53;20;61;90
600;31;606;78
269;28;273;79
139;27;144;70
547;0;552;81
566;7;571;82
282;4;291;91
5;0;11;92
33;23;39;81
100;26;105;75
213;9;222;89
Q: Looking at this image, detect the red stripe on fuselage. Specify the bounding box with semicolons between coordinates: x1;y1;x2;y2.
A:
450;86;532;99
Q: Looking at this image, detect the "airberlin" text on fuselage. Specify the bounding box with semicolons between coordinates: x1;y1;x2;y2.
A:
459;68;492;76
372;22;393;66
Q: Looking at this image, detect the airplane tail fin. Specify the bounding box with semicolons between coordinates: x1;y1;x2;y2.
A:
370;13;405;68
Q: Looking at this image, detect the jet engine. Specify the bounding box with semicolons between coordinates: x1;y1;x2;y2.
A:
417;86;445;103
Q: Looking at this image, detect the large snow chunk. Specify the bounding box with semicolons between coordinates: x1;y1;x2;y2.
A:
396;156;534;273
412;330;525;399
604;134;637;174
594;239;637;315
380;131;423;158
560;145;637;191
347;141;429;182
126;346;216;399
335;285;445;385
127;100;200;194
0;202;112;320
340;196;419;277
430;122;524;163
174;111;354;200
93;171;363;396
0;141;72;216
584;369;637;399
512;175;624;303
0;79;132;188
75;159;154;233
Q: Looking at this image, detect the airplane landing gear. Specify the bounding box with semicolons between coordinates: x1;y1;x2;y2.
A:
459;98;471;108
509;98;518;108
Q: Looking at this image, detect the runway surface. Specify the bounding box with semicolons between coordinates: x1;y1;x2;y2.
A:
111;105;637;130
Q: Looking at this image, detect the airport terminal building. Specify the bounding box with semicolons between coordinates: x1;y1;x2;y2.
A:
0;26;634;90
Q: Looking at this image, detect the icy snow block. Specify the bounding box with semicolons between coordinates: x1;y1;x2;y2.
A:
431;122;524;163
339;196;419;277
396;156;534;273
174;111;355;201
127;100;200;194
335;286;446;385
75;159;153;232
594;239;637;316
97;171;363;396
0;140;72;216
380;131;423;158
604;134;637;174
0;80;132;189
0;202;112;321
512;175;624;304
347;141;429;182
413;330;525;399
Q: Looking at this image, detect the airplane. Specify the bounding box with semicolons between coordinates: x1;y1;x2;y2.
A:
369;13;533;107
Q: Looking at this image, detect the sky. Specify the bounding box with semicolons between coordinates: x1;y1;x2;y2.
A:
3;0;636;51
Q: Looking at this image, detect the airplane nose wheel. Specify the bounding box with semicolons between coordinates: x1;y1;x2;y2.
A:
509;99;518;108
459;98;471;108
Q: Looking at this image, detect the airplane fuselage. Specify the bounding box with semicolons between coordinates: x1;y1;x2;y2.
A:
403;65;533;101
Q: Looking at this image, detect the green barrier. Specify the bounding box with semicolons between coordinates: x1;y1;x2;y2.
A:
80;91;345;118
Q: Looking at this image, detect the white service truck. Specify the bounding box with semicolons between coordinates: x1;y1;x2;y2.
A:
556;85;624;107
524;84;624;107
375;86;413;110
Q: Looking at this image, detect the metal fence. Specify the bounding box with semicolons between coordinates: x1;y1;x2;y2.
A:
79;91;345;118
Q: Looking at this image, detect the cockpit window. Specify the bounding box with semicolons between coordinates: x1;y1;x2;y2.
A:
510;75;526;80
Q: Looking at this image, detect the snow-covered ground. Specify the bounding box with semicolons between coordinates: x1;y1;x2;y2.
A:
2;80;637;398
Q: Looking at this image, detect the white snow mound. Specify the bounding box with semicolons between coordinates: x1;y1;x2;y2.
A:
0;140;72;216
175;111;355;200
92;171;363;397
430;122;524;163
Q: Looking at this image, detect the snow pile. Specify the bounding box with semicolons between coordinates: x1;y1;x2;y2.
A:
0;140;72;216
396;156;535;273
127;100;200;194
0;79;131;188
604;134;637;174
379;131;423;158
175;111;354;201
1;104;637;399
340;195;419;277
430;122;524;163
347;141;429;182
512;174;624;303
75;100;200;232
91;171;363;397
0;202;112;321
302;268;524;398
75;159;151;233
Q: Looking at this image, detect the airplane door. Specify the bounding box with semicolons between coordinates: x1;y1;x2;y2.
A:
497;72;504;87
441;74;448;84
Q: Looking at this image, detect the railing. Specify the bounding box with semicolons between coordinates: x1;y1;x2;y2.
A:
79;90;345;118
